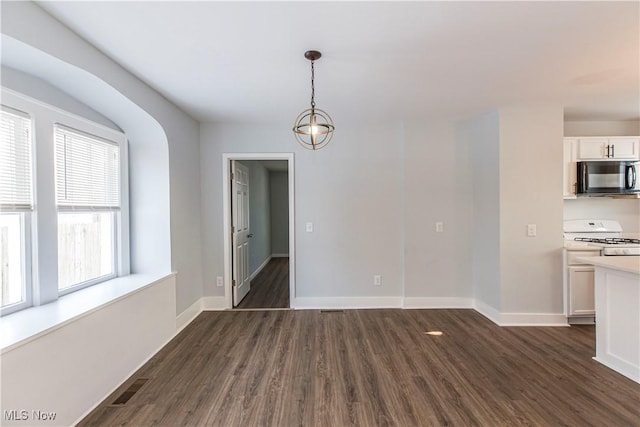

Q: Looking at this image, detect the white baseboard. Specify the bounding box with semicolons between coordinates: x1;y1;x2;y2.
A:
202;296;227;310
473;299;502;325
474;299;568;326
271;253;289;258
179;294;568;327
403;297;473;309
293;297;402;309
250;256;272;281
176;298;203;333
499;312;569;327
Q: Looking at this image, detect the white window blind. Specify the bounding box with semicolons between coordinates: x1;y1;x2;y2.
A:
1;106;33;211
54;124;120;211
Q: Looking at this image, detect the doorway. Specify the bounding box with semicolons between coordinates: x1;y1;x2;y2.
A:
222;153;295;310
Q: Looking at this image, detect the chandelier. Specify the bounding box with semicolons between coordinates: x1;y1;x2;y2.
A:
292;50;335;150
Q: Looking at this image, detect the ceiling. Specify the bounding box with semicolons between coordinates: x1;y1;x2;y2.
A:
34;1;640;125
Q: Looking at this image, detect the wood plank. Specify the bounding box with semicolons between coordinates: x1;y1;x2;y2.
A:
236;257;289;309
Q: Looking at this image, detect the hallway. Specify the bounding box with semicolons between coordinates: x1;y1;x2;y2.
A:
236;257;289;309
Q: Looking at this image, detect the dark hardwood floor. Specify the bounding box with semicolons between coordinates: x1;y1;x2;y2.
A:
79;309;640;426
236;257;289;309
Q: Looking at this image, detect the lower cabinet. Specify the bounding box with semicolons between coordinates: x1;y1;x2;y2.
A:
564;249;600;323
569;265;595;316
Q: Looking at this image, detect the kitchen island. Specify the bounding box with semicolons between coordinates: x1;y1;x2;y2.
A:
576;256;640;384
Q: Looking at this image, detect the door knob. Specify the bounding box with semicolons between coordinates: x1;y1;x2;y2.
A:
248;234;254;238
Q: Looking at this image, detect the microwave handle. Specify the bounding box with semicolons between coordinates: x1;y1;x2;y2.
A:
626;164;636;189
582;163;588;190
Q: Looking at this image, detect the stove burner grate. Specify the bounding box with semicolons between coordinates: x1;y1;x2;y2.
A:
574;237;640;245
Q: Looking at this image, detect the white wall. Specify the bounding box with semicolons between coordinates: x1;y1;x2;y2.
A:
200;123;404;303
499;107;565;315
564;120;640;136
270;171;289;255
455;112;502;311
454;107;565;323
402;121;473;304
1;65;119;131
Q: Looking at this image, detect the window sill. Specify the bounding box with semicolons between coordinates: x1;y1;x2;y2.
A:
0;272;175;353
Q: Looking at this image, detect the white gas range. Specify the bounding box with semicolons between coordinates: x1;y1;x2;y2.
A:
563;219;640;256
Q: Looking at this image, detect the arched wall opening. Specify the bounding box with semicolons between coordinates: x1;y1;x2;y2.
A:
1;35;172;276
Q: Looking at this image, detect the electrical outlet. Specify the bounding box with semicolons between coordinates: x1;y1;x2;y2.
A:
436;221;444;233
374;275;382;286
527;224;537;237
306;222;314;233
216;276;223;287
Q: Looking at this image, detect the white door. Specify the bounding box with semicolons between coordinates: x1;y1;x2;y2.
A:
232;161;250;306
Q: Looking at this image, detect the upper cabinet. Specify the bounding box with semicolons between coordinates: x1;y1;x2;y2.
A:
576;137;640;160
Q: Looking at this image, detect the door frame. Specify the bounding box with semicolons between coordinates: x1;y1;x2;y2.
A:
222;153;295;309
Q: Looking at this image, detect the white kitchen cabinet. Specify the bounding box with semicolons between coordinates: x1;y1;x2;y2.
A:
576;137;640;160
569;265;595;316
563;138;577;199
563;248;600;324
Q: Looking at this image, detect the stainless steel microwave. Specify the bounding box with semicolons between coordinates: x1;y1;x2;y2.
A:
577;161;639;195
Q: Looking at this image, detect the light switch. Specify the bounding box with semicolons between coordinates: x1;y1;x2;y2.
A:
527;224;537;237
436;222;444;233
306;222;313;233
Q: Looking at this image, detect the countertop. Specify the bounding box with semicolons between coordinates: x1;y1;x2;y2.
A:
575;256;640;275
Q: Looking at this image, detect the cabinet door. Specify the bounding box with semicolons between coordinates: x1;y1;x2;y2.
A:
563;139;577;198
609;138;640;160
569;266;595;316
577;139;607;159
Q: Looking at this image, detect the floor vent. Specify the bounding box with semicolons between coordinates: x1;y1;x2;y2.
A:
320;309;345;313
110;378;148;406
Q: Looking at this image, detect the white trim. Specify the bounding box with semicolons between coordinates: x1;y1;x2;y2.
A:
498;312;569;327
250;255;272;281
402;297;473;309
175;298;203;333
202;296;227;311
293;297;402;310
271;253;289;258
222;153;295;310
473;299;568;326
473;299;502;325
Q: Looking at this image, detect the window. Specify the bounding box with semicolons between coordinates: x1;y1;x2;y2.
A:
0;106;33;313
1;88;129;316
54;125;120;293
